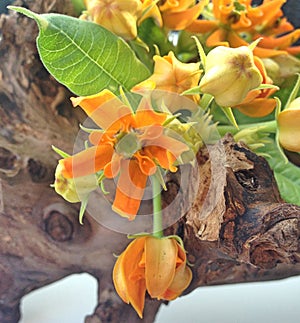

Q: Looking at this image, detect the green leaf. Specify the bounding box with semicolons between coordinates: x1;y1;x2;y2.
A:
259;140;300;206
9;6;150;96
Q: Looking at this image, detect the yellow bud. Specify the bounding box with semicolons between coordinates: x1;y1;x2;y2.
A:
54;162;98;203
278;97;300;152
199;46;263;107
83;0;142;40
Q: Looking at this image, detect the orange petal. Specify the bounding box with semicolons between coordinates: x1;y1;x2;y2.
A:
162;2;207;30
112;159;148;219
252;0;286;27
145;236;178;298
103;153;122;178
227;30;249;48
236;98;277;118
160;242;192;300
135;152;157;176
259;30;300;50
161;265;192;300
206;29;229;47
253;46;287;58
71;90;132;130
135;98;168;127
145;146;176;172
148;133;189;158
186;20;218;34
61;145;114;178
286;45;300;56
113;237;147;318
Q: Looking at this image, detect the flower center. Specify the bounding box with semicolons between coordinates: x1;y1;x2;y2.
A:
115;132;142;158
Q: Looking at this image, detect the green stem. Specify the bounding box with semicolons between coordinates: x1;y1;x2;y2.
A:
152;175;163;238
217;120;277;137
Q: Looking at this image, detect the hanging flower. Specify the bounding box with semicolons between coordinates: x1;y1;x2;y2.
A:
278;97;300;152
199;45;262;107
81;0;162;40
186;0;300;58
158;0;208;30
56;90;188;220
132;51;201;102
113;235;192;318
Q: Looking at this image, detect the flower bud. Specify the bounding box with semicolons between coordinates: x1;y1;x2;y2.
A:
278;97;300;152
199;46;263;107
54;161;98;203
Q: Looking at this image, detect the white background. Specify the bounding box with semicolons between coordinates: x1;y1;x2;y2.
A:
19;273;300;323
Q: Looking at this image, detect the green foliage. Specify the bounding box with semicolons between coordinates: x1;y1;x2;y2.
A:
259;140;300;206
9;6;150;96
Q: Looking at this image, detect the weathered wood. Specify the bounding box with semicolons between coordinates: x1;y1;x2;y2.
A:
0;1;299;323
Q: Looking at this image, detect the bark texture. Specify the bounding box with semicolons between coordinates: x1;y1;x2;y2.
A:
0;1;299;323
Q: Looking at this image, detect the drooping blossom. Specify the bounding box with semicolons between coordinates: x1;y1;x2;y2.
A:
113;235;192;318
186;0;300;58
56;90;188;220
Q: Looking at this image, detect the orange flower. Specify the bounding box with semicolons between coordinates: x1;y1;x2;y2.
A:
58;90;188;220
82;0;162;39
113;235;192;318
158;0;208;30
187;0;300;58
278;97;300;152
234;56;277;117
132;51;201;102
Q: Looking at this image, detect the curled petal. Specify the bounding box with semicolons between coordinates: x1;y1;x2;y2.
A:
161;264;192;300
144;236;178;298
162;1;207;30
103;153;122;178
113;237;147;318
135;152;157;176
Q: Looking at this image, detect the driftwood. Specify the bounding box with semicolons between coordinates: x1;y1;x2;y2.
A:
0;1;299;322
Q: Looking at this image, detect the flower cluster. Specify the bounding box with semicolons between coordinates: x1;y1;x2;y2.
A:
187;0;300;58
11;0;300;319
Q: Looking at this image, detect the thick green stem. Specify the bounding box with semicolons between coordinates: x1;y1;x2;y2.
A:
218;120;277;137
152;175;163;238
